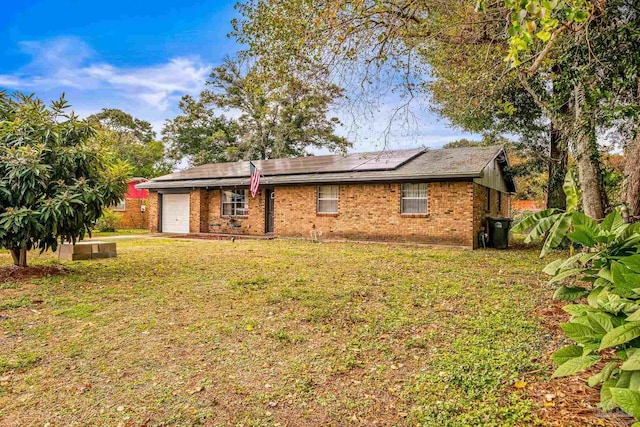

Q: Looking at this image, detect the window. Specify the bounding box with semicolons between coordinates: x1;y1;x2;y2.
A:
498;192;502;212
222;189;248;216
112;199;126;211
317;185;339;213
401;183;428;214
486;187;491;212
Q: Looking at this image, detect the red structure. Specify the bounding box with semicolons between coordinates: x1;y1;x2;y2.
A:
127;178;149;199
113;178;149;229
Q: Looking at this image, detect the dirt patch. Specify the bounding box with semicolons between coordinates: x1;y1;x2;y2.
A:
0;264;68;284
530;299;636;426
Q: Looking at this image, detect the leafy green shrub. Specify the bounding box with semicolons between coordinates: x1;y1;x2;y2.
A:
543;209;640;421
514;172;640;423
96;208;120;232
520;214;640;422
0;93;129;266
511;172;580;256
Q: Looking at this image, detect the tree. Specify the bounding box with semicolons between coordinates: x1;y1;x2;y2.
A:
0;93;129;267
87;108;173;178
234;0;639;219
163;57;351;165
233;0;570;208
422;18;566;209
162;95;240;165
497;0;640;219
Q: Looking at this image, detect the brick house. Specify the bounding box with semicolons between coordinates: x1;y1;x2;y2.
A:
112;178;149;229
137;145;515;248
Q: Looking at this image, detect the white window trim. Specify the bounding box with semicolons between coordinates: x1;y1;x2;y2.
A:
221;189;249;217
112;199;126;212
400;183;429;214
317;185;339;214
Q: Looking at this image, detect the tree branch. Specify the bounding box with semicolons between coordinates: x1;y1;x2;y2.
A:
517;72;568;134
524;26;566;74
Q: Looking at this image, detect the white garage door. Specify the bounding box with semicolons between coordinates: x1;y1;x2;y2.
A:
161;193;190;233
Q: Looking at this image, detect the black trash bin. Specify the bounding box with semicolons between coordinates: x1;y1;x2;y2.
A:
487;217;511;249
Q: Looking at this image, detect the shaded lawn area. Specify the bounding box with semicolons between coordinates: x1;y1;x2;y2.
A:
0;238;554;426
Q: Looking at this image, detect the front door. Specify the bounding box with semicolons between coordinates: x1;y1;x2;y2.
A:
265;189;274;233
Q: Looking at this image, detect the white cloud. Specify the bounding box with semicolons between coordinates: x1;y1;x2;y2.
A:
0;76;23;87
0;37;210;111
0;36;481;153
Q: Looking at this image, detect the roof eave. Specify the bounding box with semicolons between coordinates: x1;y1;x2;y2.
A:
137;173;482;190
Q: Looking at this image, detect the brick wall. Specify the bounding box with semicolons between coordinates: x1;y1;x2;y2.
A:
207;189;266;234
147;182;512;248
113;198;148;229
189;189;209;233
273;182;475;246
148;191;159;233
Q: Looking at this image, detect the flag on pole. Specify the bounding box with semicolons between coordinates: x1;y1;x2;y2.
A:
249;161;261;197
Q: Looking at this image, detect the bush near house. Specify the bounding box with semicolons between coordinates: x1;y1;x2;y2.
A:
0;93;129;266
95;209;121;232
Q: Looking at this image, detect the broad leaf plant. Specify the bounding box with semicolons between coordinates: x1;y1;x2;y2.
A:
513;173;640;422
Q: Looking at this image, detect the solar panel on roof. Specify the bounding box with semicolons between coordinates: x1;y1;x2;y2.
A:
153;148;425;181
256;155;346;175
349;148;425;171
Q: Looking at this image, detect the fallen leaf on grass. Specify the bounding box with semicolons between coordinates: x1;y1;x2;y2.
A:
188;385;204;395
77;383;92;394
514;381;527;389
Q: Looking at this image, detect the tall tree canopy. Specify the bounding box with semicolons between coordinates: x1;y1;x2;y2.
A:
163;96;240;165
0;93;129;266
163;57;351;165
87;108;173;178
497;0;640;219
233;0;640;219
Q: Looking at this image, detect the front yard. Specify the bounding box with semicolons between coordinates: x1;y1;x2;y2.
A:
0;238;613;426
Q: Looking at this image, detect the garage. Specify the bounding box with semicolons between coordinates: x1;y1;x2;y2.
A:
161;193;190;233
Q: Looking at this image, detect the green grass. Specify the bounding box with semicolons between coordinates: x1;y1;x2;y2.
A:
90;228;149;237
0;238;554;426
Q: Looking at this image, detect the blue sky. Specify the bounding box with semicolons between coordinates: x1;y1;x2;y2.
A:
0;0;479;154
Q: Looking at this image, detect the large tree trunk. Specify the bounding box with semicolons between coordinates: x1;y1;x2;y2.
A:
624;79;640;222
10;247;28;267
573;85;607;219
547;69;568;210
547;122;568;210
625;132;640;221
575;132;606;219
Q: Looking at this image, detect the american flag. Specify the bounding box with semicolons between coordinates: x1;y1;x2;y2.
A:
249;161;261;197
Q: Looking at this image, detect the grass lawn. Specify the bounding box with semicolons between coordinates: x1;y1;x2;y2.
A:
90;228;149;238
0;237;576;426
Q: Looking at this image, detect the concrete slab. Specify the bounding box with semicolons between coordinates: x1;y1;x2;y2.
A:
57;241;117;261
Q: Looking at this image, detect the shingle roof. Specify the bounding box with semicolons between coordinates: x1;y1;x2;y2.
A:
138;145;514;191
